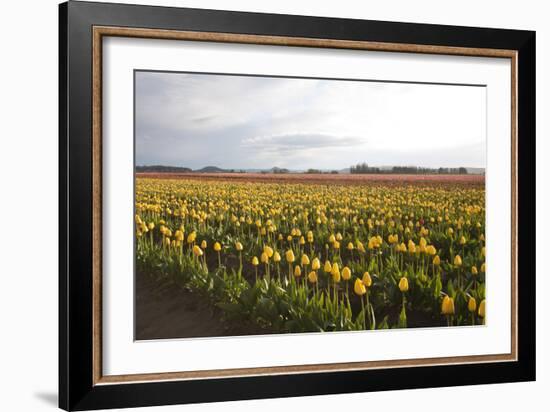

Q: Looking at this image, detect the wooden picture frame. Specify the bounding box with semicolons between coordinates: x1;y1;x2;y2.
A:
59;1;535;410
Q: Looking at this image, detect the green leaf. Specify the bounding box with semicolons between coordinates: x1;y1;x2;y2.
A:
216;302;243;313
369;303;376;330
434;274;442;299
378;315;390;330
447;279;455;298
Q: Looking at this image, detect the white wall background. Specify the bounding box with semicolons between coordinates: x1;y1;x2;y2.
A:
0;0;546;411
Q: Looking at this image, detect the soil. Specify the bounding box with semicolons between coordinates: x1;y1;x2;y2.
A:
136;267;443;339
135;271;273;340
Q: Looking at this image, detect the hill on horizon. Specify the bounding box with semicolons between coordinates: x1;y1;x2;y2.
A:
195;166;228;173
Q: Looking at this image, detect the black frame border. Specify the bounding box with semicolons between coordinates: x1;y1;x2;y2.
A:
59;1;535;410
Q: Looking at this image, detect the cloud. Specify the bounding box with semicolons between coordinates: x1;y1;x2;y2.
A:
192;115;218;124
135;71;486;169
242;133;366;154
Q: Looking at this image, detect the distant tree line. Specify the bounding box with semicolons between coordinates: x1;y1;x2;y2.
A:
304;169;341;174
271;167;290;174
350;162;468;175
349;163;381;174
136;165;192;173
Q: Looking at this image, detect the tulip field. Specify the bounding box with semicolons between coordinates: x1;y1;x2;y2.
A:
135;174;486;335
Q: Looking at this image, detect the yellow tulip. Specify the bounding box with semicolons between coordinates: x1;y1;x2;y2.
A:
264;246;274;258
441;296;455;315
323;260;332;273
235;241;243;251
261;252;269;263
454;255;463;266
201;240;207;249
433;255;441;266
398;277;409;292
459;236;466;245
273;251;281;262
213;242;221;251
478;300;486;317
331;263;341;282
347;242;354;250
311;257;321;271
308;271;318;284
342;266;351;280
471;266;478;275
285;249;295;263
251;256;259;266
187;231;197;244
362;271;372;287
192;245;203;257
354;278;366;296
294;265;302;277
481;262;486;273
468;297;477;312
301;255;310;266
367;238;375;249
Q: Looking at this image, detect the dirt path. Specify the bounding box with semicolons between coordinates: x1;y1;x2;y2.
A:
135;272;272;340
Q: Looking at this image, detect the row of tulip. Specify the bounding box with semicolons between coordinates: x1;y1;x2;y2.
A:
135;177;487;332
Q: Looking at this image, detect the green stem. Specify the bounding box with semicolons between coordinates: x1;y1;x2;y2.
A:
366;290;371;329
361;296;366;330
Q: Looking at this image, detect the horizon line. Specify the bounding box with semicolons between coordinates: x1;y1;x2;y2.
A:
135;164;486;170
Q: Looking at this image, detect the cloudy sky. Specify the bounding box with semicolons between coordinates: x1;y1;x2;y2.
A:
135;71;486;170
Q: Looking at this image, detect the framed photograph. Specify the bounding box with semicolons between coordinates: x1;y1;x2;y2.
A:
59;1;535;410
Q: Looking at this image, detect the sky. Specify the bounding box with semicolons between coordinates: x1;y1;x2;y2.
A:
135;71;486;170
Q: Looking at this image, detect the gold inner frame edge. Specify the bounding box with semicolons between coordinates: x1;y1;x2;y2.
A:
91;26;518;385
